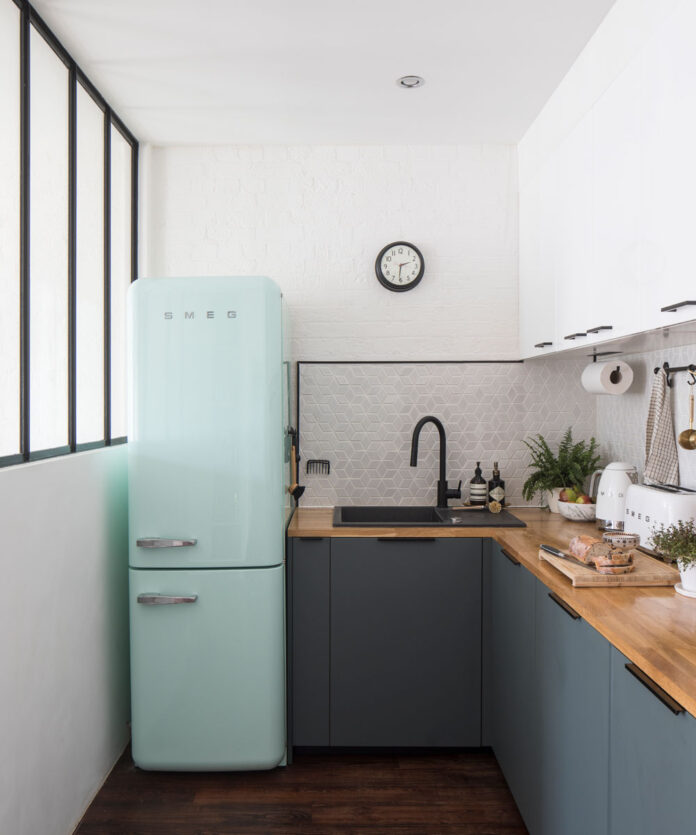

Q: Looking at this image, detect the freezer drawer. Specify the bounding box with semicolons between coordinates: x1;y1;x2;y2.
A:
129;566;285;770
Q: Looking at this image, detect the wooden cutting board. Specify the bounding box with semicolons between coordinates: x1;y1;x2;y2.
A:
538;548;680;587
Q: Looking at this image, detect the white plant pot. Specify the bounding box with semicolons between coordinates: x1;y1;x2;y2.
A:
545;487;563;514
678;561;696;592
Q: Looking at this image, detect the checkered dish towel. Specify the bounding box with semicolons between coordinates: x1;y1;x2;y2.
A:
644;367;679;485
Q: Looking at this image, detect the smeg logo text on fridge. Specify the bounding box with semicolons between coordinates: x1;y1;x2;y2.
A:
163;310;237;320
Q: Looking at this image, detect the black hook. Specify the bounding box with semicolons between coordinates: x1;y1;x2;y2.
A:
654;362;696;387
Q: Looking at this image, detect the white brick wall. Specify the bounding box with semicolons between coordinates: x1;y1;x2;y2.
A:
144;144;519;361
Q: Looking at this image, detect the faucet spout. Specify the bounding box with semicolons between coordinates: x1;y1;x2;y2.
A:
410;416;447;482
409;416;461;508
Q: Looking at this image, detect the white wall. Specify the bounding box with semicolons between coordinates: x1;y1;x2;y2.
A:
0;447;130;835
143;144;518;361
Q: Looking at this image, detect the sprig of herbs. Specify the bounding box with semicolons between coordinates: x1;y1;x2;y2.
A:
651;520;696;567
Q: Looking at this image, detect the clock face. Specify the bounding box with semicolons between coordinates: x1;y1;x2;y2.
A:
375;242;424;292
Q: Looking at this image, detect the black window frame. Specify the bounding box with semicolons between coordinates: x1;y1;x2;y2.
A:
1;0;138;468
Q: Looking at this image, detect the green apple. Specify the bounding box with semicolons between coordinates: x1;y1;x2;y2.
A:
560;488;578;503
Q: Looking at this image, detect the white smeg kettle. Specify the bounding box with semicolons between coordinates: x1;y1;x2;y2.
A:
590;463;639;531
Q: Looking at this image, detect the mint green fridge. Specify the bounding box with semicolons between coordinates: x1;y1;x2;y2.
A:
127;276;288;770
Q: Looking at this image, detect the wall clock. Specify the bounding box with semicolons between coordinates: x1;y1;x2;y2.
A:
375;242;425;292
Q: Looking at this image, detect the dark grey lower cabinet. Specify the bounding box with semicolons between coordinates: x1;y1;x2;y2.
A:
330;537;482;746
489;543;538;831
535;584;611;835
489;544;611;835
289;538;330;746
609;648;696;835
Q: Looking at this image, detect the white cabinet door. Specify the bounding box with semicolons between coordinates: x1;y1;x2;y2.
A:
553;116;594;352
591;56;644;341
642;3;696;329
519;172;555;358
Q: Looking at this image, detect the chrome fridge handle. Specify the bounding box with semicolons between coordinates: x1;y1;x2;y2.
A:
137;594;198;606
136;538;197;548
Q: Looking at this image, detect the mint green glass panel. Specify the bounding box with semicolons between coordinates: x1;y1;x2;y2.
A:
130;565;285;770
128;277;284;569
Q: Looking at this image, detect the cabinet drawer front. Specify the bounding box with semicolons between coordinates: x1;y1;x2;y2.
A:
535;583;610;835
330;538;482;747
289;538;330;746
610;648;696;835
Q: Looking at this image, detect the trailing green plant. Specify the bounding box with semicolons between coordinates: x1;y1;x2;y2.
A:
651;520;696;567
522;427;601;504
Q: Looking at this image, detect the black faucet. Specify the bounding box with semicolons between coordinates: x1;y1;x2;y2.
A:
409;416;462;508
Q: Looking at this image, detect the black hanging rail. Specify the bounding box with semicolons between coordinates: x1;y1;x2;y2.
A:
654;362;696;387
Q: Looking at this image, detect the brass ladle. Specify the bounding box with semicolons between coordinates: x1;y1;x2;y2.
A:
678;372;696;450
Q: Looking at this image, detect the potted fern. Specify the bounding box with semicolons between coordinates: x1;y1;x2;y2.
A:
522;428;601;512
651;520;696;593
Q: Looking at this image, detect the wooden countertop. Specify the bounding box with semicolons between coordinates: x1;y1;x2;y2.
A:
288;507;696;717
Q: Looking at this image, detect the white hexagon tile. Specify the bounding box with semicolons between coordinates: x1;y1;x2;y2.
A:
298;358;597;507
597;344;696;491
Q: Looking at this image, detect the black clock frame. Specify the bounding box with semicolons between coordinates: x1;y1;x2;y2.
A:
375;241;425;292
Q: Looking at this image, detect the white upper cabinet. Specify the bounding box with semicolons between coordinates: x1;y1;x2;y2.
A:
553;116;595;352
641;2;696;329
591;59;643;341
519;165;556;358
518;1;696;357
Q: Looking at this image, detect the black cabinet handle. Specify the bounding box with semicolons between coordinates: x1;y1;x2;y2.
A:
548;592;581;620
586;325;613;334
661;300;696;313
564;332;587;341
377;537;436;542
625;663;685;715
501;548;520;566
299;537;324;541
534;341;553;348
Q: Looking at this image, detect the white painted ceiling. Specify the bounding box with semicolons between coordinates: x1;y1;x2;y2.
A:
32;0;616;145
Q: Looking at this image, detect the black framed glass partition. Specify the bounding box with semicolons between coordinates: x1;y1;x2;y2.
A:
1;0;138;467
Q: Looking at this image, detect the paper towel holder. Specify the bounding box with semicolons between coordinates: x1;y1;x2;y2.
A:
654;361;696;388
587;350;623;362
587;350;627;388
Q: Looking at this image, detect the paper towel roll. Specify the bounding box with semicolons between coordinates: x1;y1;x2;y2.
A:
581;361;633;395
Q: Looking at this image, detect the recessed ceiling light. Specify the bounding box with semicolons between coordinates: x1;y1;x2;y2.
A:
397;75;425;89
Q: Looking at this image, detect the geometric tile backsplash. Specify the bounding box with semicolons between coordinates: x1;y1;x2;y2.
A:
597;342;696;491
298;358;597;507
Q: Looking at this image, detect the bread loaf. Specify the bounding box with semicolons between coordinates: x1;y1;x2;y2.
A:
569;535;627;565
569;535;603;563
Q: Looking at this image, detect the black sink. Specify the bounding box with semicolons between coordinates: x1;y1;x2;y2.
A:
332;505;526;528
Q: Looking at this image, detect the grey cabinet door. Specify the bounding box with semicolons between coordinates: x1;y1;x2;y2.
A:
330;537;482;747
609;648;696;835
489;543;538;832
289;538;330;746
535;584;611;835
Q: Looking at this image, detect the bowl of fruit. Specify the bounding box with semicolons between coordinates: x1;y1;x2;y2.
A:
556;487;596;521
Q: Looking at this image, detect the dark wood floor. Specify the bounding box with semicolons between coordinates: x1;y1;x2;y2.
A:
75;748;527;835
